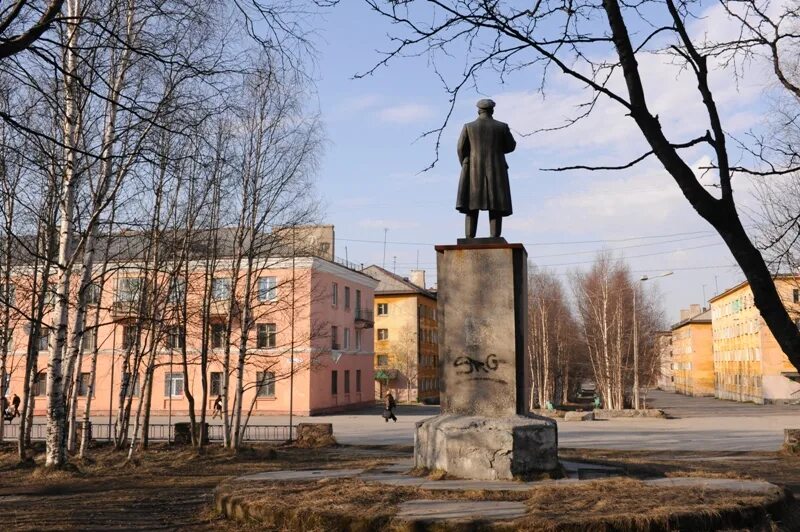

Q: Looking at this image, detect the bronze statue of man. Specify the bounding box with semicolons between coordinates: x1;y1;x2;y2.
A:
456;99;516;238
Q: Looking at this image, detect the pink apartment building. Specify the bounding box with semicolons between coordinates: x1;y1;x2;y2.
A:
2;228;378;417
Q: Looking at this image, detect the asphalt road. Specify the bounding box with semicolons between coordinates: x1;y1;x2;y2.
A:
21;390;800;451
219;390;798;452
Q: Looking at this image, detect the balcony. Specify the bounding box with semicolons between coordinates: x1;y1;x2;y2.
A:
354;308;374;329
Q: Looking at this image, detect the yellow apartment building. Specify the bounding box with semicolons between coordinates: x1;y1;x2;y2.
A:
362;266;439;403
671;305;714;396
710;276;800;404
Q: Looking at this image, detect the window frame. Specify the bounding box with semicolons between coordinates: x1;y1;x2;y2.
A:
211;323;226;349
123;372;140;397
256;371;276;397
122;325;139;350
77;372;92;397
166;327;185;350
257;276;278;302
256;323;277;349
210;371;223;396
116;277;143;303
82;328;96;352
164;372;185;398
211;277;232;301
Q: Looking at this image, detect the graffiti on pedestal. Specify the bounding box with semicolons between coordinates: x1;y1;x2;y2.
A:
454;353;499;374
453;353;506;384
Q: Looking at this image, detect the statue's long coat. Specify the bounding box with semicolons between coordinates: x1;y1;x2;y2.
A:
456;115;516;216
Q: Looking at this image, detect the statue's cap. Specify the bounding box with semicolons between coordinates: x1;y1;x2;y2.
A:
476;98;496;110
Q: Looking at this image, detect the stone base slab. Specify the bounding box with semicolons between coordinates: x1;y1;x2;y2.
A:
414;414;558;480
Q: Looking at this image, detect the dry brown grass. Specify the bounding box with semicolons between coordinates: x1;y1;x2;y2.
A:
520;477;774;531
1;444;798;531
0;442;405;531
217;476;787;532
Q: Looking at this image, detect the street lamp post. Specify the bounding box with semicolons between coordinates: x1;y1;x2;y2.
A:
634;271;673;410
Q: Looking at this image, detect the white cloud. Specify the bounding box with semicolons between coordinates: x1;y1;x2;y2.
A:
376;103;435;124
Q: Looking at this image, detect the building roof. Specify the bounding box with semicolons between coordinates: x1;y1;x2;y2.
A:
671;308;712;331
361;265;436;299
10;226;375;284
708;274;799;304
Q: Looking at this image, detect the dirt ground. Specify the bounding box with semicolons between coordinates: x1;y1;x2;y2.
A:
0;442;405;531
0;443;798;531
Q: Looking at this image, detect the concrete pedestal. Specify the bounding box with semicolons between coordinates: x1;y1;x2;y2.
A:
414;241;558;480
415;415;558;480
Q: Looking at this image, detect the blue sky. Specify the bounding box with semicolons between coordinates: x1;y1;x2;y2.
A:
310;1;774;323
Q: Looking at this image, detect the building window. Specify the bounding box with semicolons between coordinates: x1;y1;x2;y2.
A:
211;277;231;300
356;289;361;310
164;372;184;397
356;330;362;350
38;329;50;352
331;370;338;395
332;282;338;306
377;354;389;366
378;328;389;340
122;325;138;350
77;372;92;396
344;370;351;394
377;303;388;316
116;277;143;302
343;328;350;349
33;371;47;396
168;277;186;305
85;283;101;305
344;286;351;309
258;276;278;302
257;323;277;348
211;323;226;349
256;371;275;397
123;372;140;397
794;288;800;304
331;326;339;350
82;328;96;352
210;372;222;396
166;327;185;349
356;369;362;393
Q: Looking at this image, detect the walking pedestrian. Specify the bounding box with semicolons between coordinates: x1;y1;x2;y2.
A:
11;393;20;418
383;392;397;423
212;395;222;419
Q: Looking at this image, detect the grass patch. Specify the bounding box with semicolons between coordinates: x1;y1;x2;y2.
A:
217;476;786;531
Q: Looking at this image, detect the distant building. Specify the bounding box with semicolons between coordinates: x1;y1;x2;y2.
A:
655;331;674;392
671;305;714;396
710;277;800;404
2;225;378;416
362;266;439;403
